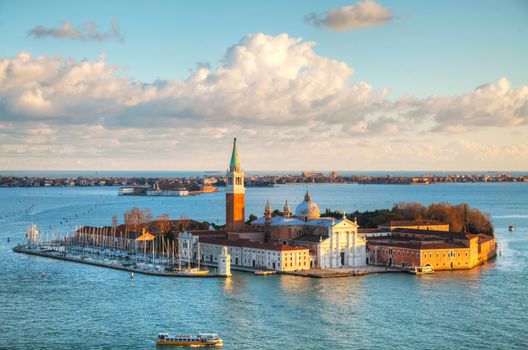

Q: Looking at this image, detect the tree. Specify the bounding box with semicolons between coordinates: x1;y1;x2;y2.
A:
179;213;189;232
246;214;257;225
271;209;283;217
394;202;426;220
323;202;494;236
155;214;171;233
124;207;153;231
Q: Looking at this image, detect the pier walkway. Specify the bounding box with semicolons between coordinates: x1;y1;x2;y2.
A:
13;246;226;278
14;245;403;279
285;265;403;278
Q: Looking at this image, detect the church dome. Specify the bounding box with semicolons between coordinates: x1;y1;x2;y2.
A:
295;191;320;220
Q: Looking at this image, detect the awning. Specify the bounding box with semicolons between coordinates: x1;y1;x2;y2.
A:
135;229;155;241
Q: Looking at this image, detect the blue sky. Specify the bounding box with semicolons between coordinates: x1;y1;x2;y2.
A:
0;0;527;170
2;0;526;97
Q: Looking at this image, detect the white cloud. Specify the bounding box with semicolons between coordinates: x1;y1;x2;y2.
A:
305;0;393;31
0;33;527;170
403;77;528;132
28;20;123;42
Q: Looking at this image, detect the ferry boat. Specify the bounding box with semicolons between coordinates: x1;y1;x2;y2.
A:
156;333;222;346
408;265;434;275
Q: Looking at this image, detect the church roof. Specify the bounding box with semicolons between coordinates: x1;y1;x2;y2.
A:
199;238;307;251
292;234;330;243
294;190;320;219
250;215;335;227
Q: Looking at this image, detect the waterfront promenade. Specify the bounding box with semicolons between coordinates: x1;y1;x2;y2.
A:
14;244;403;279
286;266;402;278
12;245;227;278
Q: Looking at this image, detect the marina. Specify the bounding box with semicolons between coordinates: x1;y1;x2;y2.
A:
12;225;227;278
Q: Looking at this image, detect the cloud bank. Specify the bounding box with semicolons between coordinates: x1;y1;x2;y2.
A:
28;20;123;42
305;0;393;31
0;33;526;170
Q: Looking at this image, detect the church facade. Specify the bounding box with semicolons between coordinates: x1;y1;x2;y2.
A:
251;192;367;269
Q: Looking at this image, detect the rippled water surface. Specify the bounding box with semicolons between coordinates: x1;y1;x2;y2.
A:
1;183;527;349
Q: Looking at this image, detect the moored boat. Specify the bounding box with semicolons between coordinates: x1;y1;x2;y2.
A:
254;270;276;276
176;267;209;276
408;265;434;274
156;332;222;346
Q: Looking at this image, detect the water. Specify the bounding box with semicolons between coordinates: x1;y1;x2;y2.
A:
1;183;527;349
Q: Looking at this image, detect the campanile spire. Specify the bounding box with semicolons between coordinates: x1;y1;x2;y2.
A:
230;138;240;172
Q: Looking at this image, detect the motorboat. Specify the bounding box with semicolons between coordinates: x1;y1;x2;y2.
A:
408;265;434;274
156;332;222;346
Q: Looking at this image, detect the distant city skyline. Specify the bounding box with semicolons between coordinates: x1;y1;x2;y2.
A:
0;0;527;170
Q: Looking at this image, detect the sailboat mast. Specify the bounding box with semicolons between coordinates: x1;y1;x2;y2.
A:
197;242;201;270
178;238;181;270
187;239;191;269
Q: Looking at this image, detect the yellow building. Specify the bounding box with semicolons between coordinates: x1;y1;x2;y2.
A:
367;229;496;270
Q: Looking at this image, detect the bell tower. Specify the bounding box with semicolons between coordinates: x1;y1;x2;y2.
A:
226;138;245;231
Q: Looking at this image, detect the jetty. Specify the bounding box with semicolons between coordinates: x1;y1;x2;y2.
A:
284;266;403;278
13;246;226;278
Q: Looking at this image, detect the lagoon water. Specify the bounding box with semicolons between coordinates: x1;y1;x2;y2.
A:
0;183;527;349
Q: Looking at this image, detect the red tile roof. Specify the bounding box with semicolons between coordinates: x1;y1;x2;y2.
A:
368;240;465;250
199;238;308;251
477;234;495;243
358;228;388;233
385;220;446;226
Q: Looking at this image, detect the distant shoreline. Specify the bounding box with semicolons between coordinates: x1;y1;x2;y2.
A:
1;172;526;188
1;170;528;178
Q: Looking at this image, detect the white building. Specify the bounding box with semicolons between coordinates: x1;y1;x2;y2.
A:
198;238;310;272
146;189;189;196
292;217;367;268
178;231;199;263
217;246;231;277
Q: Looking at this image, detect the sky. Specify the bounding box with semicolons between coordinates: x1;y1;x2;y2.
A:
0;0;527;171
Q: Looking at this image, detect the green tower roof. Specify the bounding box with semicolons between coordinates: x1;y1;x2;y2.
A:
230;138;240;169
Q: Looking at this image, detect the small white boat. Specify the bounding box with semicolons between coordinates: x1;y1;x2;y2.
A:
254;270;276;276
509;225;516;232
156;332;222;346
